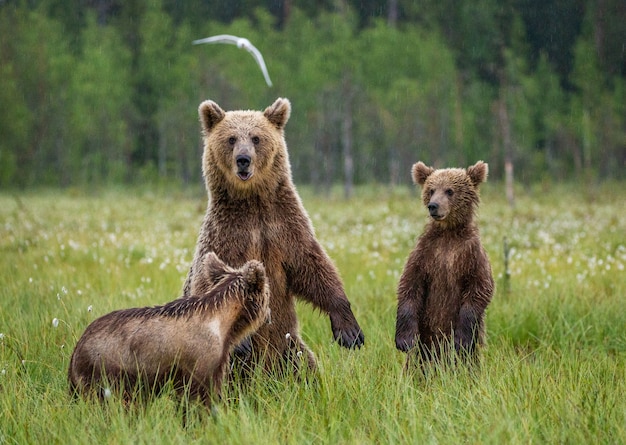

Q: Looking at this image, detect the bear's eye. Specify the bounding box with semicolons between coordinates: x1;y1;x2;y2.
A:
428;189;435;197
251;136;260;145
228;136;236;145
445;189;454;197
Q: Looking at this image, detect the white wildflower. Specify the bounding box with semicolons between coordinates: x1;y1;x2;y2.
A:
52;318;59;328
285;333;291;340
87;305;93;312
103;388;112;399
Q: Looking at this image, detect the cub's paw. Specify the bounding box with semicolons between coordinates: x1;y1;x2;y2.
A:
395;334;416;352
233;336;253;360
454;335;476;356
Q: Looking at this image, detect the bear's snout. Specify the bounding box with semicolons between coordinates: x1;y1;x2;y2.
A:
428;202;443;219
427;199;449;221
236;155;251;170
236;154;253;181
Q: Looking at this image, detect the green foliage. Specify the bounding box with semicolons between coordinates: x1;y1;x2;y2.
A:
0;184;625;442
0;6;75;187
68;13;134;186
0;1;623;188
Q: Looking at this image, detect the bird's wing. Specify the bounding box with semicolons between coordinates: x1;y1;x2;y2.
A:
193;34;273;87
192;34;240;46
243;43;273;87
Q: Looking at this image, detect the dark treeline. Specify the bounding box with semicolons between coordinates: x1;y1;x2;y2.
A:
0;0;624;191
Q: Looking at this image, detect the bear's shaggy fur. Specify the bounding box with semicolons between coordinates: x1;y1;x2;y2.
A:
395;161;494;367
68;252;270;406
182;98;364;374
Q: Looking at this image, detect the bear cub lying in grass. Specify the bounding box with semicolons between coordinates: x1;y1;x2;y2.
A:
395;161;494;369
68;252;270;406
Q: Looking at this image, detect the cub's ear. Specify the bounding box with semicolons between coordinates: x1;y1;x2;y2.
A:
198;100;226;135
411;162;435;186
467;161;488;187
242;260;266;293
201;252;230;287
263;98;291;130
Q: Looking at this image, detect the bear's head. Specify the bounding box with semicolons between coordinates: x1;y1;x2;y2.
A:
198;98;292;197
192;252;271;341
411;161;488;229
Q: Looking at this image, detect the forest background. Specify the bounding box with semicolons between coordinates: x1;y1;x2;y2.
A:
0;0;624;193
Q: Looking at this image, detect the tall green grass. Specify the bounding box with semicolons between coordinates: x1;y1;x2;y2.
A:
1;183;624;444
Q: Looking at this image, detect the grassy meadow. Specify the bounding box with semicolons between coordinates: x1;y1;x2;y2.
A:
0;182;625;444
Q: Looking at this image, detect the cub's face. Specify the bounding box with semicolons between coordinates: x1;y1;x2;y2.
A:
193;252;271;342
231;259;271;342
421;170;472;223
411;161;488;228
198;98;291;193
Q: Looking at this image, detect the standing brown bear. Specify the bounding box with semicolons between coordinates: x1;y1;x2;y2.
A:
395;161;494;367
183;98;364;375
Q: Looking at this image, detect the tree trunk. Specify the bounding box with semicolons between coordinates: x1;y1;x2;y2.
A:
497;89;515;207
389;150;400;187
342;73;354;199
388;0;398;27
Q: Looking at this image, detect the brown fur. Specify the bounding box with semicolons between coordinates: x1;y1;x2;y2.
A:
395;161;494;367
68;252;270;405
183;98;364;375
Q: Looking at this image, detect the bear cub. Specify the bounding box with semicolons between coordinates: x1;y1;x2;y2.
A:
68;252;270;406
395;161;494;368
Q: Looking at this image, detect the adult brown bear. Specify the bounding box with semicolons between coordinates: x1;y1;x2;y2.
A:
183;98;364;375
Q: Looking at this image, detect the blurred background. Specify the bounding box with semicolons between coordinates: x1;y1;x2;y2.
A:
0;0;623;192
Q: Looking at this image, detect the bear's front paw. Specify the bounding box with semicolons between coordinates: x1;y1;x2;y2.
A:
453;336;476;356
330;313;364;349
332;325;364;349
233;336;253;360
453;326;477;358
395;334;416;352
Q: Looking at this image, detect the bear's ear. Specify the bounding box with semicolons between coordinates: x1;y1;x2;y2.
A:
467;161;488;187
201;251;230;286
242;260;266;293
411;162;435;186
198;100;226;135
263;98;291;130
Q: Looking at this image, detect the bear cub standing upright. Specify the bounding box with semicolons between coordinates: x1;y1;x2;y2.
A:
183;98;364;375
395;161;494;367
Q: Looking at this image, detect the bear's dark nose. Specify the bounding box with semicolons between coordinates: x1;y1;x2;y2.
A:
428;203;439;213
236;155;251;170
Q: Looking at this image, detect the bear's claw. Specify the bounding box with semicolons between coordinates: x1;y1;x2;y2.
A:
333;327;364;349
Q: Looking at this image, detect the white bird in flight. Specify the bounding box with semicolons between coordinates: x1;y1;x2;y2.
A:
193;34;273;87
